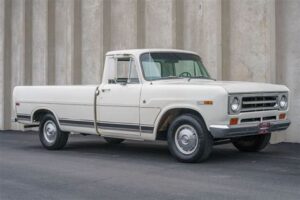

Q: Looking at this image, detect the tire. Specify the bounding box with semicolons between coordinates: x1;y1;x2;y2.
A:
104;137;124;144
167;114;213;163
231;133;271;152
39;114;69;150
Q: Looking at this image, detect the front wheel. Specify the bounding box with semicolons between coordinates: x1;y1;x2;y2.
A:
231;133;271;152
39;114;69;150
167;114;213;163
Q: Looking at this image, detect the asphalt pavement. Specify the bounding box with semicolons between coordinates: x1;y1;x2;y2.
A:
1;130;300;200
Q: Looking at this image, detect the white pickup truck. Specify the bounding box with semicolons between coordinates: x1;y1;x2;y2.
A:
13;49;290;162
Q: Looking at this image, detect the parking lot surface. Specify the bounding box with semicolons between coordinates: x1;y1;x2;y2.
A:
0;131;300;200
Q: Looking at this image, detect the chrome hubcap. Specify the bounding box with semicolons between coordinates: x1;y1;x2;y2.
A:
175;125;198;155
43;120;57;144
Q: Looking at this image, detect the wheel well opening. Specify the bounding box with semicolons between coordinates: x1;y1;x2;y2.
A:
155;108;207;140
32;109;55;123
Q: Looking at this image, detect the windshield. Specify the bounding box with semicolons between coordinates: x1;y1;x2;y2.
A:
140;52;211;81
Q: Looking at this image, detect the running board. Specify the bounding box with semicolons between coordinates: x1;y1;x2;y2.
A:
24;124;39;128
213;139;231;145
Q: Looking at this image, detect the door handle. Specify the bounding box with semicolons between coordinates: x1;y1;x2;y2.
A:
101;88;111;92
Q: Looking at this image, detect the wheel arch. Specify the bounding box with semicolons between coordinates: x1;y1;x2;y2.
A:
31;107;60;126
153;105;208;140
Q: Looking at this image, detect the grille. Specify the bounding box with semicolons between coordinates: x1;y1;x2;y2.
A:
241;118;260;123
241;95;278;113
240;116;276;123
263;116;276;121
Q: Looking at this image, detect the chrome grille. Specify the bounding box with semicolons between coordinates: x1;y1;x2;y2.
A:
241;95;278;112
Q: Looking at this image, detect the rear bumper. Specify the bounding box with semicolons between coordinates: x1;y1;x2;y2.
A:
209;120;291;139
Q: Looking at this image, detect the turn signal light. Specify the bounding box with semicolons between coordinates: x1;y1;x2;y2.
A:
279;113;286;120
203;100;213;105
230;118;238;125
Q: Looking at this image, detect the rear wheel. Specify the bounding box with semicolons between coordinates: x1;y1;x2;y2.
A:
39;114;69;150
167;114;213;163
104;137;124;144
231;133;271;152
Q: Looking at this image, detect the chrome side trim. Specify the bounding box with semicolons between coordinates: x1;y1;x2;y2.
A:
16;114;31;121
58;118;154;134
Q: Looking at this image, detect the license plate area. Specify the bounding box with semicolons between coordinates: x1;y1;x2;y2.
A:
258;122;271;134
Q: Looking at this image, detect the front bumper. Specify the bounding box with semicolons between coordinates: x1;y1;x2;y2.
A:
209;120;291;139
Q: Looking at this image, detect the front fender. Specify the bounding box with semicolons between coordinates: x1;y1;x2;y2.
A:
152;103;209;140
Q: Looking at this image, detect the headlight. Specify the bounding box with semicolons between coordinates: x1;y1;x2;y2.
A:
230;97;241;113
279;95;288;109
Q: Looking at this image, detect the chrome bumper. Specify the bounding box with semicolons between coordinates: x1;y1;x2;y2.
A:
209;120;291;139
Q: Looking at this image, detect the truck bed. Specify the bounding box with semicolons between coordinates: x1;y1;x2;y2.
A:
13;85;98;134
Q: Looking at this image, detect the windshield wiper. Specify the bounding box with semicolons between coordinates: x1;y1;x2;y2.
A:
187;76;213;81
160;76;184;80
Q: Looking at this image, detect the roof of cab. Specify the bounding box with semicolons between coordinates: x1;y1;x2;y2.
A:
106;49;198;56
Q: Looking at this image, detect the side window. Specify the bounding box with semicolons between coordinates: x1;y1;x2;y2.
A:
114;57;139;84
128;60;139;83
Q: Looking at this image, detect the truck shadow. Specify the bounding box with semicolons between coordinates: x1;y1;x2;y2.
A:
5;131;299;166
19;133;296;165
60;135;279;164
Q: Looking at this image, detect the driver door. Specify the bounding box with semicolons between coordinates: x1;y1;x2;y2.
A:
97;56;141;137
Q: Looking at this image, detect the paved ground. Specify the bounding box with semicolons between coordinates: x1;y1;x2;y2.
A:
0;131;300;200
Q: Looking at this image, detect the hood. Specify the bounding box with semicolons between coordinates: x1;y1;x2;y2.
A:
153;79;289;94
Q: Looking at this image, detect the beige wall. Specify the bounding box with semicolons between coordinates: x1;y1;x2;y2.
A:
0;0;4;131
0;0;299;143
275;0;300;143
